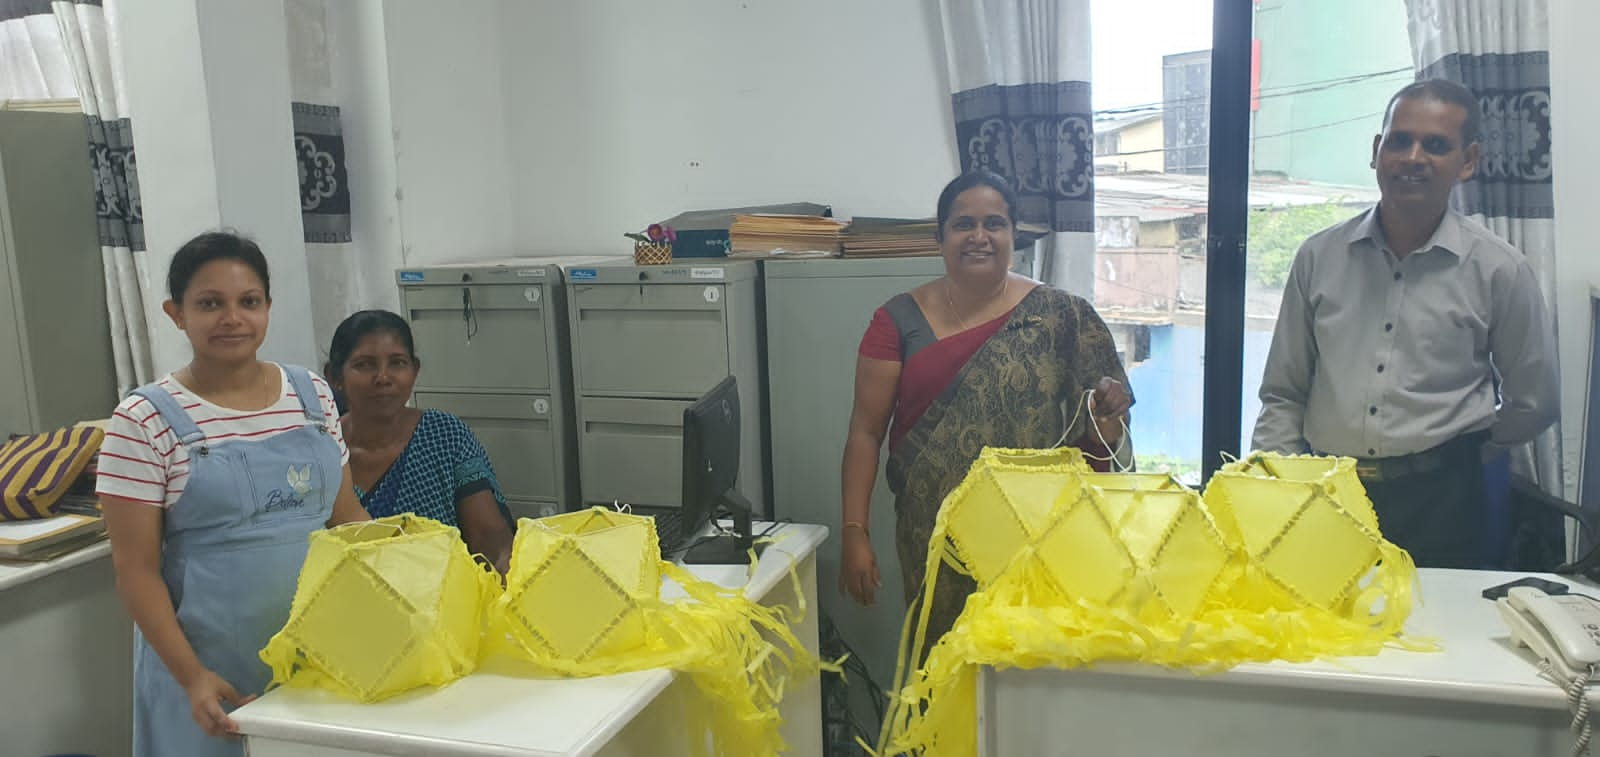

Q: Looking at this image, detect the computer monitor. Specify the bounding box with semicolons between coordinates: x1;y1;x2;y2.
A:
679;375;764;565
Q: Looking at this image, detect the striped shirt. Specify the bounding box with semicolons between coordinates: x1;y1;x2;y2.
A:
96;365;348;509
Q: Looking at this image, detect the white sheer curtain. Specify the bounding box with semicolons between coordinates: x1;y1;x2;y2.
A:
1405;0;1562;501
1;1;154;396
937;0;1095;296
285;0;364;363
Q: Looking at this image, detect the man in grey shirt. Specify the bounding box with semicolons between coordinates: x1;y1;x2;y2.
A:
1252;79;1559;568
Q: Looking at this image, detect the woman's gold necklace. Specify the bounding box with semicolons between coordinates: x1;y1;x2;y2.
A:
945;277;1008;332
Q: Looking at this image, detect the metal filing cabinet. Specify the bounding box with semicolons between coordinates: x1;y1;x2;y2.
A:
564;260;768;516
0;111;116;436
396;257;627;520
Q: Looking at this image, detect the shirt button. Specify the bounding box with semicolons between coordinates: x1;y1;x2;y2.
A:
1384;323;1393;332
1394;272;1402;281
1369;406;1378;415
1377;364;1385;373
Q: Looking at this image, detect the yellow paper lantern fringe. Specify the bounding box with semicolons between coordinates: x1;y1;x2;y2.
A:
876;449;1431;756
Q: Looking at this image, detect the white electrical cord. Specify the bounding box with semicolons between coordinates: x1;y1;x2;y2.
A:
1054;388;1134;472
1540;660;1595;756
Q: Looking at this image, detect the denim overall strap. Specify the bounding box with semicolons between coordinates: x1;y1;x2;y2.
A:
281;363;324;423
132;381;206;448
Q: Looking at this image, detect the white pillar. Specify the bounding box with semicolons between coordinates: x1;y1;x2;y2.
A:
117;0;316;373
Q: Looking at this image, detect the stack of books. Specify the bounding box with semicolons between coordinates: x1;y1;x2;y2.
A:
840;217;941;258
728;214;847;259
0;514;105;561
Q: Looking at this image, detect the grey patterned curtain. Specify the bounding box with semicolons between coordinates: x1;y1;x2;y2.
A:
1;0;155;395
292;101;351;244
939;0;1095;295
1405;0;1565;558
286;0;360;355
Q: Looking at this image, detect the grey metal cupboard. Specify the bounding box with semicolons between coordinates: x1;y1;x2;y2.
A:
564;261;768;516
0;111;115;436
396;257;624;520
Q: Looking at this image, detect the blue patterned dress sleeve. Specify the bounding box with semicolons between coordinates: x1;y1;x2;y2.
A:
443;412;512;524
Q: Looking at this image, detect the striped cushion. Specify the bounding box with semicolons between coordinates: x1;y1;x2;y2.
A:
0;426;104;521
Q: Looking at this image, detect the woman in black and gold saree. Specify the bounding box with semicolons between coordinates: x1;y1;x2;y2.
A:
839;171;1134;649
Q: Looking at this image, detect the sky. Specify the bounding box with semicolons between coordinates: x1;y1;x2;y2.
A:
1091;0;1216;112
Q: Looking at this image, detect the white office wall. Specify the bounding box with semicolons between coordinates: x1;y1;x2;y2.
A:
1550;0;1599;497
380;0;517;266
497;0;960;255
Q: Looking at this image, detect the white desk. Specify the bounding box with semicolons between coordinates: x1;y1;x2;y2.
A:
1;540;135;757
978;568;1580;756
235;522;827;757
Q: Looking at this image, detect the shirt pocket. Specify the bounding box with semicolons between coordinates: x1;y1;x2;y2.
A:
1412;310;1488;392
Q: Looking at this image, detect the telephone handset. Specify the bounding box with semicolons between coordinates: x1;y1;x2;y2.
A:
1497;586;1600;683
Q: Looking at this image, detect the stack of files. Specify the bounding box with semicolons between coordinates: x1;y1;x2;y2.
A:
728;214;846;259
0;513;106;561
840;217;941;258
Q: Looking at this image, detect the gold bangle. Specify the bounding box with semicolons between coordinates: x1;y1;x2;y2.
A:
843;521;869;536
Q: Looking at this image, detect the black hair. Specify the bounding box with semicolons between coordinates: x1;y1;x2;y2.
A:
324;309;418;383
1382;78;1482;146
167;231;271;303
935;170;1019;240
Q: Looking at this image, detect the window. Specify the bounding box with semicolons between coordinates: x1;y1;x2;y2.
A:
1091;0;1214;484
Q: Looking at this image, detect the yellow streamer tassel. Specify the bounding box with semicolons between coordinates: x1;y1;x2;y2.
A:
877;450;1430;756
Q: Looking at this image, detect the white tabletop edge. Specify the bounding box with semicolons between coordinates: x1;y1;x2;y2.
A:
984;568;1579;712
234;521;828;756
0;539;111;592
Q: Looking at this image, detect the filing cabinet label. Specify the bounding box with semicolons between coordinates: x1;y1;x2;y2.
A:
690;267;724;280
570;268;597;281
399;270;424;282
703;287;720;303
515;269;545;277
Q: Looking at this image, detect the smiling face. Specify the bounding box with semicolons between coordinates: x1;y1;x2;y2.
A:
333;329;419;416
938;185;1015;286
163;259;271;364
1371;96;1480;223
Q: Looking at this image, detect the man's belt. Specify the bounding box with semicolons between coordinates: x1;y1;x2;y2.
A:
1335;431;1491;484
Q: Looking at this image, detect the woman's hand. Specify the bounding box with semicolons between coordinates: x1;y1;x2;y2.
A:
1089;376;1132;447
183;668;253;738
839;526;882;607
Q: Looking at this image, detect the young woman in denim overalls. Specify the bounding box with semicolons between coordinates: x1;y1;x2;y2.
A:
97;232;370;756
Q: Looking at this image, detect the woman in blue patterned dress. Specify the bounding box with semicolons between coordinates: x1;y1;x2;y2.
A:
325;310;515;573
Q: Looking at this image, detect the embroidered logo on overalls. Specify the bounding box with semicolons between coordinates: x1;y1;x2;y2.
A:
264;467;310;513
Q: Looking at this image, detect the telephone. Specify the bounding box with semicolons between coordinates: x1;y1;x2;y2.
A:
1497;586;1600;684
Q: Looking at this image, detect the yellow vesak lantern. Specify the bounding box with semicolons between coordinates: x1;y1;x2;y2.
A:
490;506;833;757
493;507;661;664
879;449;1421;756
260;515;500;702
1204;453;1411;623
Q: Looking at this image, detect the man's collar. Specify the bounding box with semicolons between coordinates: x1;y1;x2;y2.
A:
1346;205;1467;258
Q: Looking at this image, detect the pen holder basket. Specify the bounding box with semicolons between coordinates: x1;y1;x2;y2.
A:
633;241;673;265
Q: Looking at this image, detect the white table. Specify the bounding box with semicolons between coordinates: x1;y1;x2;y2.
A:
1;540;134;757
978;568;1582;756
235;522;826;757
